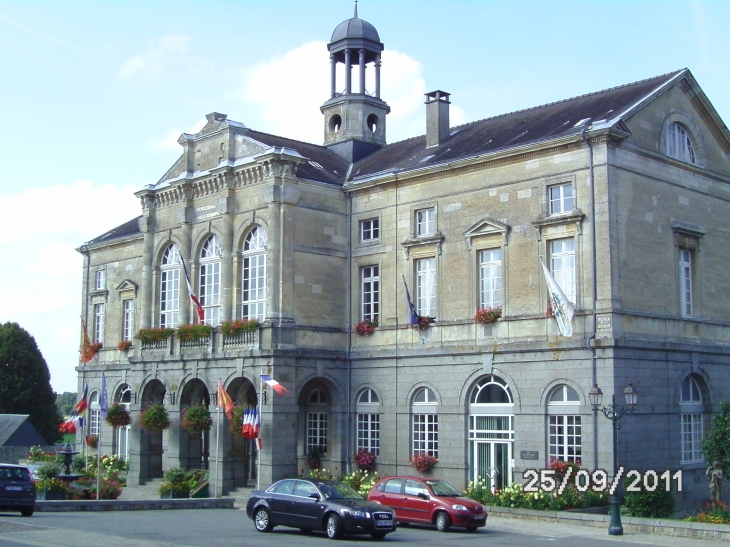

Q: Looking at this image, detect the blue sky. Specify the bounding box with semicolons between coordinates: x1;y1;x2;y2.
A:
1;0;728;393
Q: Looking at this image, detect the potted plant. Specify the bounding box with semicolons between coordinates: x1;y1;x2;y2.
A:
135;327;174;344
409;452;438;473
306;446;326;470
35;476;70;500
105;403;132;428
175;324;213;342
85;434;98;448
354;319;378;336
159;467;191;499
139;403;171;432
473;306;502;324
353;449;377;472
117;340;132;351
220;318;261;336
415;316;435;331
180;405;213;433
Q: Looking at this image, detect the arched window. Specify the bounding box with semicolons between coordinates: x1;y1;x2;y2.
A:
115;384;132;460
356;388;380;455
680;375;705;463
160;243;180;328
242;227;267;321
412;387;438;457
307;388;328;455
547;384;581;463
200;235;221;326
666;123;696;165
88;391;100;437
471;376;513;405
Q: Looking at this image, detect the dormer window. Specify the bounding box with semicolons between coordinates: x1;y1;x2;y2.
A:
666;123;696;165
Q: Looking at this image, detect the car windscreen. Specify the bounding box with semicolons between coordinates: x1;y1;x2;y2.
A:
426;480;461;496
318;482;364;500
0;467;31;481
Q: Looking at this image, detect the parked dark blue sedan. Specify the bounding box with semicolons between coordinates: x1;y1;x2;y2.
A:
246;478;396;540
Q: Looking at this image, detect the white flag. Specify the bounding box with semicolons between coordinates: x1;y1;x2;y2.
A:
540;260;575;337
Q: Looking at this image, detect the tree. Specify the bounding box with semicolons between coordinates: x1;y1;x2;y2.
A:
701;400;730;472
0;322;62;442
56;392;76;417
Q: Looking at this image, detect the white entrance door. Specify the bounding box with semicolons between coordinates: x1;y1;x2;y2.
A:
469;415;513;492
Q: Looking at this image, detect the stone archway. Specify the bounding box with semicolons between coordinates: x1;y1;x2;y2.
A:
139;379;167;481
179;379;212;470
226;377;259;490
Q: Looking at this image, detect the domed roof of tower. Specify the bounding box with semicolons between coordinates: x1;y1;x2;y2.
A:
330;4;380;43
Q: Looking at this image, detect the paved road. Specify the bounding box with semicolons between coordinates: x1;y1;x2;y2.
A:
0;509;721;547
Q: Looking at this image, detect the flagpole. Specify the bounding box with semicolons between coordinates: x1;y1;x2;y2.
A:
214;385;220;498
257;367;263;491
96;418;101;500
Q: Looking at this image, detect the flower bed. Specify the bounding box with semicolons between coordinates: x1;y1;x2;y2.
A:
473;306;502;324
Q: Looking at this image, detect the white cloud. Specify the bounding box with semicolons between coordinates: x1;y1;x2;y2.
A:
118;33;191;80
0;181;140;393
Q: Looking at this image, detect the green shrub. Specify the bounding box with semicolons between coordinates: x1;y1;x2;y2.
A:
623;480;675;518
36;463;60;479
163;467;188;484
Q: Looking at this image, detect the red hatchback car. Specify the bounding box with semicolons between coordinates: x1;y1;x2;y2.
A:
368;476;487;532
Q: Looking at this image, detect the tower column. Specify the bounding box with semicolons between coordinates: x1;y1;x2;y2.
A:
359;49;366;94
344;49;351;95
375;54;381;98
330;53;336;98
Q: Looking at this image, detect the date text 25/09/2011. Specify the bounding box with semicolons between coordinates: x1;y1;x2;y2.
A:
522;467;683;495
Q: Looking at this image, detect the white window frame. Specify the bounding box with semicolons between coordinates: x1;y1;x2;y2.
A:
200;235;222;326
680;375;704;464
360;218;380;242
412;414;438;457
416;208;435;237
361;265;379;322
306;412;328;455
357;413;380;455
549;238;576;304
548;415;581;463
415;257;436;317
93;303;104;344
679;249;693;317
160;244;180;328
479;248;502;309
549;183;573;216
666;123;696;165
242;227;267;321
89;392;100;436
122;300;134;341
95;270;105;291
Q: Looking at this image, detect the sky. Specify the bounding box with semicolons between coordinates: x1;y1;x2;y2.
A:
1;0;728;395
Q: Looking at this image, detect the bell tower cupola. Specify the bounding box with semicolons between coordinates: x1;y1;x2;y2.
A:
321;4;390;162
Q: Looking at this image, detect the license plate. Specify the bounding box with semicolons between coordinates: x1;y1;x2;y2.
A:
5;486;22;491
473;515;485;521
375;520;392;528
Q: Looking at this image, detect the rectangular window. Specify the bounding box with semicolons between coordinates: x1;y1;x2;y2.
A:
89;409;100;436
242;253;266;321
93;303;104;344
360;218;380;242
549;415;582;463
160;268;180;328
122;300;134;341
679;249;693;317
361;265;379;322
681;413;703;463
416;208;435;236
415;258;436;317
550;238;576;303
412;414;438;457
307;412;328;455
479;248;502;309
357;413;380;455
95;270;105;290
549;183;573;215
200;262;221;326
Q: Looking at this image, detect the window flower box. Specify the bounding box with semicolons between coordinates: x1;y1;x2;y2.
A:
409;452;438;473
175;324;213;342
117;340;132;351
415;316;435;331
473;306;502;324
135;327;174;343
220;319;260;336
354;319;378;336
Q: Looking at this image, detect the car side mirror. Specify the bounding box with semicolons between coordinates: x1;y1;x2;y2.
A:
418;493;429;500
308;493;321;500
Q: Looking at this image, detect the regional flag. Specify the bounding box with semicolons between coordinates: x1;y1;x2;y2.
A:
401;275;420;327
260;374;291;396
80;318;95;363
181;256;205;323
540;260;575;337
217;381;234;420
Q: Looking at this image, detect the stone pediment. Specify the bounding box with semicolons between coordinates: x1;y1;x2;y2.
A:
116;279;139;296
463;218;510;249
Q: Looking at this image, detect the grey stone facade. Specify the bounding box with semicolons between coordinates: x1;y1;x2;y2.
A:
76;12;730;510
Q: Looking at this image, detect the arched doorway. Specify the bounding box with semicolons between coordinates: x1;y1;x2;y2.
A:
180;379;211;470
468;375;514;492
140;379;166;480
113;384;132;461
227;377;259;487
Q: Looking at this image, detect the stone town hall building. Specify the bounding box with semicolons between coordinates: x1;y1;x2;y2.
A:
76;11;730;508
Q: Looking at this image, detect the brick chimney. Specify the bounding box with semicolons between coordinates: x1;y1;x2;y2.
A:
425;90;450;148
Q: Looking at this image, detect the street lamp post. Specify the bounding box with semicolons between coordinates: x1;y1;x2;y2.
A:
588;383;638;536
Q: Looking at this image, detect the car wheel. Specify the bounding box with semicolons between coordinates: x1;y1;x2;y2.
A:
20;508;34;517
326;513;344;540
465;526;478;532
435;511;451;532
254;507;273;532
371;532;387;540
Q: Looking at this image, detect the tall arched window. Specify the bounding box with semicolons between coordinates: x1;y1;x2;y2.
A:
666;123;696;165
200;235;221;326
88;391;100;437
680;375;705;463
160;243;180;328
356;388;380;455
307;388;328;455
242;227;267;321
547;384;581;463
412;387;438;458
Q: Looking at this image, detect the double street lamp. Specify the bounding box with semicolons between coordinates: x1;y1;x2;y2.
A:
588;383;639;536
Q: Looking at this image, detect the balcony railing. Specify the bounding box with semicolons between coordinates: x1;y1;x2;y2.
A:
222;331;257;348
132;327;258;359
141;338;170;352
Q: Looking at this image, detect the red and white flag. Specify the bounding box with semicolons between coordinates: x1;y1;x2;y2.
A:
181;256;205;323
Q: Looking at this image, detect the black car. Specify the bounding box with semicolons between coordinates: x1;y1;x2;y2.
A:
246;478;396;539
0;464;36;517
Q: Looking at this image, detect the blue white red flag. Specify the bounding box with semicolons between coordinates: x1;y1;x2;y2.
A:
260;374;291;396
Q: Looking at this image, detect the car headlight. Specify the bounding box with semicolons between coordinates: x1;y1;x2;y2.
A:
347;510;371;518
451;504;468;511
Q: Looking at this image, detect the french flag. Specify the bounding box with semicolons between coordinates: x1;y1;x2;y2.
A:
260;374;291;396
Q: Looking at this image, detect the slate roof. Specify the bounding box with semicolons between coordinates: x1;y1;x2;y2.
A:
82;216;142;247
348;69;686;182
0;415;53;447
